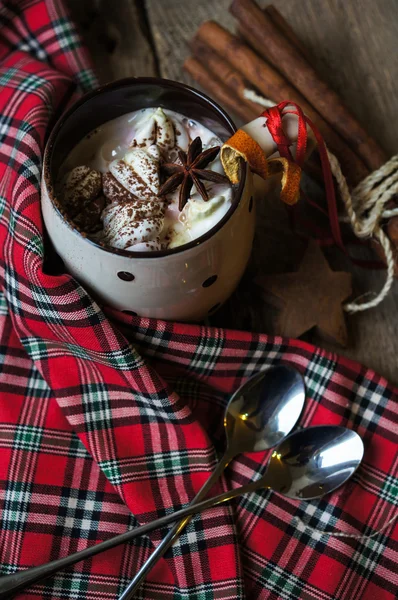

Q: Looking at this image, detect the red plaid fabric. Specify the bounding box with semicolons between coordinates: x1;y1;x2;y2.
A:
0;1;397;599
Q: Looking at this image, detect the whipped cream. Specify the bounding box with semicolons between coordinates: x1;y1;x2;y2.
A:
109;149;159;199
59;108;234;251
130;107;180;151
102;198;165;251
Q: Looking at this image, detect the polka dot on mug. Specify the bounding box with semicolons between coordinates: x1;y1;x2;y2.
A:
202;275;218;288
249;195;254;212
117;271;135;281
122;310;137;316
208;302;221;315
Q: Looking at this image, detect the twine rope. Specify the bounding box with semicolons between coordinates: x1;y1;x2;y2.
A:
244;89;398;312
243;88;275;108
328;152;398;312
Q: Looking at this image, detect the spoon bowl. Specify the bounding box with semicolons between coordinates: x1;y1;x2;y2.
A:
225;364;306;452
263;425;364;499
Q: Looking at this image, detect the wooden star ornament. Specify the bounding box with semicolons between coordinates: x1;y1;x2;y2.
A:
256;240;353;346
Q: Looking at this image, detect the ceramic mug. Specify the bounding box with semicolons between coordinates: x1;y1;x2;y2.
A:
41;77;255;321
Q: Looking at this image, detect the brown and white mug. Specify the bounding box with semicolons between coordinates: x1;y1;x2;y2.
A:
41;77;255;321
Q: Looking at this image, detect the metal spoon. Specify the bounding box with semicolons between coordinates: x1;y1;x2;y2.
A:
118;364;305;599
0;425;363;600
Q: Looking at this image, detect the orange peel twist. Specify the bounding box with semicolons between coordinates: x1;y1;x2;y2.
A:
221;129;301;206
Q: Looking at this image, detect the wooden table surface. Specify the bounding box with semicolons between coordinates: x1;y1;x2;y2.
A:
67;0;398;385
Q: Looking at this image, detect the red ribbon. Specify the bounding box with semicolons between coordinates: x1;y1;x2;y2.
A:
261;102;387;270
262;101;345;252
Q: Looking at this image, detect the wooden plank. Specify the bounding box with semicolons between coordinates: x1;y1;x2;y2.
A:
66;0;158;82
145;0;236;84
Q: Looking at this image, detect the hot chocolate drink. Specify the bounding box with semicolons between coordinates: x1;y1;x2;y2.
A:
58;107;234;252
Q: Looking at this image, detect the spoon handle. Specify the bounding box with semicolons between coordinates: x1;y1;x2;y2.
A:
118;453;232;600
0;476;262;600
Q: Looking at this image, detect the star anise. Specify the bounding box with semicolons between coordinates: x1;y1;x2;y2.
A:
158;136;229;211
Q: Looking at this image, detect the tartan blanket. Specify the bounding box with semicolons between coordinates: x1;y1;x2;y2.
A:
0;1;397;599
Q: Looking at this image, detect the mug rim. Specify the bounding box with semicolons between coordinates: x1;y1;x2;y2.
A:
43;76;246;259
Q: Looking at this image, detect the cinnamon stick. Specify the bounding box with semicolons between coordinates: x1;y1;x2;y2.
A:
195;21;369;186
231;0;387;171
262;5;313;64
190;39;265;117
259;6;336;186
183;57;258;123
